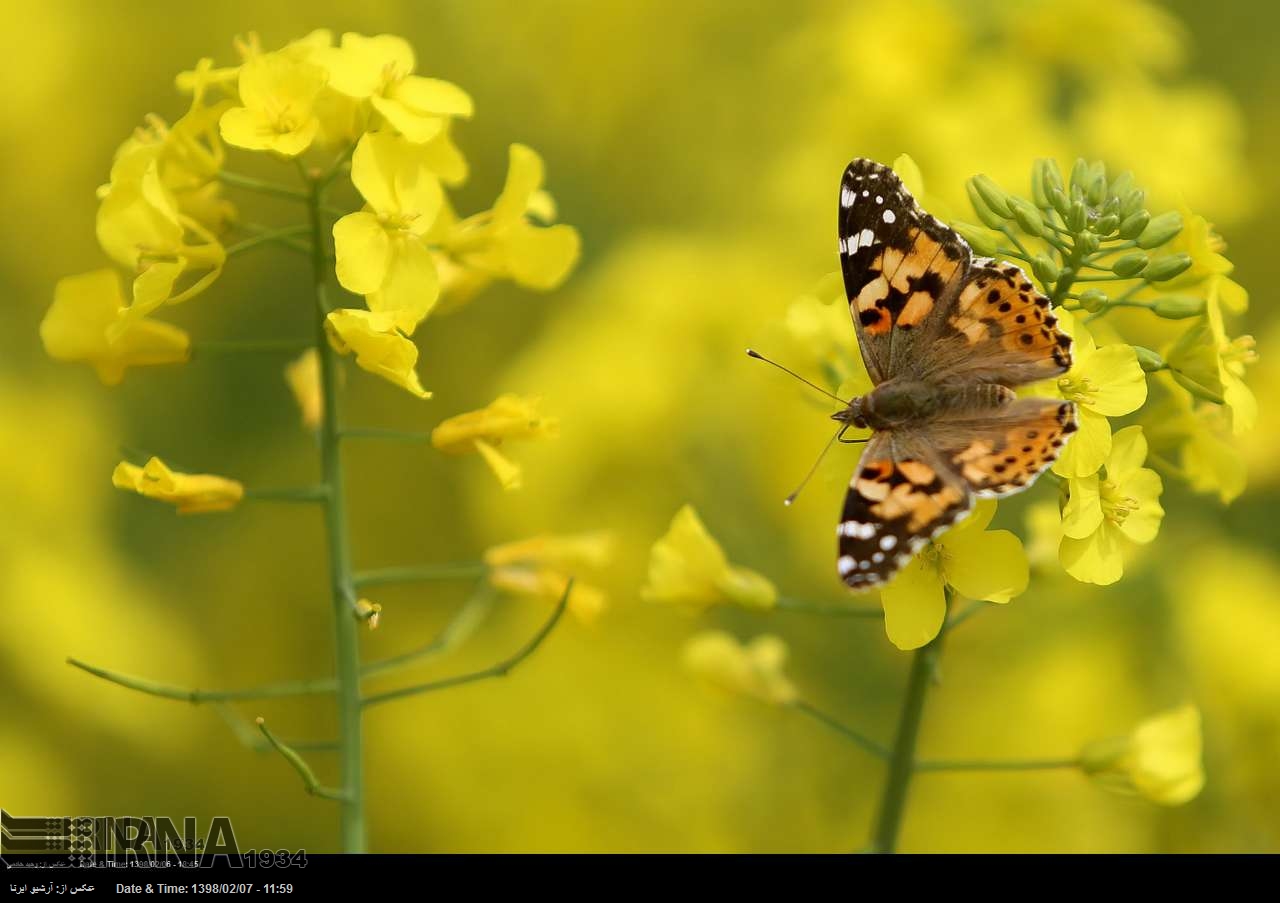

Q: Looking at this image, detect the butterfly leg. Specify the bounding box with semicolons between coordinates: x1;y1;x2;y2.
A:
836;424;870;444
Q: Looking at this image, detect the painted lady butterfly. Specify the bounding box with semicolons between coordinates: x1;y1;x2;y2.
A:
833;158;1076;590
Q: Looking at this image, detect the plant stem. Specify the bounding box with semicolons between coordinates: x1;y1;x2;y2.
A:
225;225;311;257
869;589;951;853
256;719;348;801
789;700;889;759
915;757;1079;773
307;176;366;851
353;562;489;588
218;170;309;201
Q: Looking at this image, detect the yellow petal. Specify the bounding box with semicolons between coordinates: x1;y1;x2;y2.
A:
1061;473;1102;538
1116;469;1164;545
484;532;614;571
639;505;730;611
324;308;430;398
1059;526;1124;585
1083;344;1148;417
942;529;1028;604
390;76;474;118
366;237;440;334
493;144;544;226
879;556;947;650
333;212;392;294
431;394;558;452
504;223;582;291
350;131;400;215
1053;407;1111;477
112;457;243;514
284;349;323;429
1106;425;1149;481
682;631;797;706
370;95;445;144
473;439;522;490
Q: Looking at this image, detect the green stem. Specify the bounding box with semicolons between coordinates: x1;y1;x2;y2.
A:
869;589;951;853
66;657;336;702
775;596;882;617
256;719;348;801
308;175;367;851
789;700;889;759
218;170;309;201
944;600;985;631
361;585;497;679
362;580;572;709
225;225;312;257
915;757;1079;773
353;562;489;588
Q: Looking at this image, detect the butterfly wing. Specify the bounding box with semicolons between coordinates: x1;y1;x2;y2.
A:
838;431;973;590
929;396;1078;497
838;158;971;386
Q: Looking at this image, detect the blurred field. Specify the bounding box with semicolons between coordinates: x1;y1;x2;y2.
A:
2;0;1277;852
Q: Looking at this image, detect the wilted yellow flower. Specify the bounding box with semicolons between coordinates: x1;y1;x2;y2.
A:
354;598;382;630
432;394;558;490
1059;426;1164;586
284;349;323;429
219;51;327;156
112;457;243;515
449;144;581;291
40;270;190;385
333;131;444;333
1081;705;1205;805
316;33;472;143
682;631;797;706
1049;310;1147;478
325;308;430;398
879;499;1027;651
641;505;776;612
484;531;613;623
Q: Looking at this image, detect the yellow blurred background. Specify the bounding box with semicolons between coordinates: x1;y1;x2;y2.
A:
4;0;1278;852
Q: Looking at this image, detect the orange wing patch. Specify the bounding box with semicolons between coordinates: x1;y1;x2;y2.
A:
948;400;1078;496
949;261;1071;372
853;228;965;336
851;458;967;533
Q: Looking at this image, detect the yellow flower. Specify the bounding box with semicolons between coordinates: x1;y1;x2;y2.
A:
39;270;189;385
324;308;430;398
1153;199;1247;314
640;505;776;612
682;631;797;706
1143;385;1246;504
484;531;613;624
284;349;323;429
316;33;473;143
879;499;1028;651
1206;281;1256;435
112;457;243;515
219;51;327;156
431;394;558;490
332;131;444;333
1059;426;1164;585
449;144;581;291
1081;705;1205;805
1049;310;1147;478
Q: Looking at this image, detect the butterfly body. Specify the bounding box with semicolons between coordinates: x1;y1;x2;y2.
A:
834;158;1078;591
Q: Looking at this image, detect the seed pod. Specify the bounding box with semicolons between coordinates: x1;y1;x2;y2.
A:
1111;252;1149;278
1138;211;1183;249
1118;210;1151;240
1152;295;1207;318
1144;253;1193;282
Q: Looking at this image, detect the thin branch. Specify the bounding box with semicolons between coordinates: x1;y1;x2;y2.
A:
790;699;889;759
256;718;348;801
915;756;1079;773
362;579;573;709
218;170;309;201
213;704;338;753
361;584;497;679
352;562;489;588
67;657;337;702
944;600;986;631
225;225;311;257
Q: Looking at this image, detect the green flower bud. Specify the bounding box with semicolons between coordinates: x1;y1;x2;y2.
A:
1102;196;1122;218
1076;231;1100;255
1133;346;1167;372
1010;197;1044;236
1041;158;1065;192
1144;253;1193;282
1069;158;1090;194
1092;213;1120;236
1086;172;1107;207
1050;187;1072;217
1109;170;1135;199
1122;189;1146;218
1031;253;1060;285
1118;210;1151;240
970;174;1014;217
1152;294;1207;318
1067;199;1088;232
1168;321;1226;404
1078;288;1108;313
1031;160;1053;207
1138;210;1182;248
966;181;1008;229
953;221;1000;257
1111;252;1149;278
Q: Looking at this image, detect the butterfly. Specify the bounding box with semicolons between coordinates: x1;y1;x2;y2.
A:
833;158;1076;590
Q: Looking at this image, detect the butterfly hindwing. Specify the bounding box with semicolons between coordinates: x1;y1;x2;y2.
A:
838;158;971;386
837;432;973;590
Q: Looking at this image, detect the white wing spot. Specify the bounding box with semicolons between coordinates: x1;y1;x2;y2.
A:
841;186;855;207
879;535;897;551
837;555;856;576
862;189;870;197
872;551;885;564
858;228;876;248
882;209;896;224
875;195;883;204
858;559;871;570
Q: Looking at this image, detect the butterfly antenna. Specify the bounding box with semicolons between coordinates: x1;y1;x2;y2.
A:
784;423;845;507
746;349;849;405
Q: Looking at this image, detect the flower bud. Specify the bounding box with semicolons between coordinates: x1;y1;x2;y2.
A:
1109;170;1135;199
1118;210;1151;240
953;221;1000;257
1102;196;1122;218
966;181;1008;229
1122;189;1147;218
1067;200;1088;233
1111;252;1149;278
1144;253;1193;282
1031;253;1060;285
1151;294;1206;318
1138;210;1183;248
1076;231;1100;255
1086;172;1107;207
1133;346;1167;372
970;174;1014;218
1010;197;1044;236
1069;158;1090;194
1050;187;1072;217
1092;213;1120;236
1078;289;1108;313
